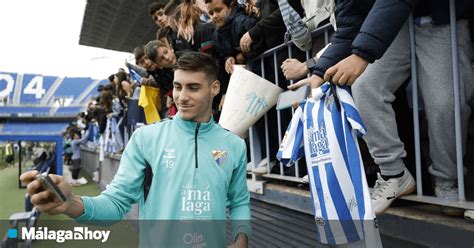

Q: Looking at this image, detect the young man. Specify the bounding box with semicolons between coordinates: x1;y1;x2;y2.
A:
20;52;251;247
148;1;176;29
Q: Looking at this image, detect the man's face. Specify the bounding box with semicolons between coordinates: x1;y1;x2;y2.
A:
173;70;220;122
138;56;157;71
152;8;168;28
155;46;176;69
206;0;232;28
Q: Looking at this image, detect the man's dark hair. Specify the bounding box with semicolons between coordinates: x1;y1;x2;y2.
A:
175;52;219;82
108;74;115;83
133;46;145;62
144;40;167;63
148;1;167;16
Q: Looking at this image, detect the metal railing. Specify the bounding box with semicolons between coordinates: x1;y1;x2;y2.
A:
247;22;332;183
247;0;474;210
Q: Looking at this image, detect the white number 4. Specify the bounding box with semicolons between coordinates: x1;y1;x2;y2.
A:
24;76;46;99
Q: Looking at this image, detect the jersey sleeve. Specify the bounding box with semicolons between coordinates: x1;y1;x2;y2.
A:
276;104;305;166
336;86;366;137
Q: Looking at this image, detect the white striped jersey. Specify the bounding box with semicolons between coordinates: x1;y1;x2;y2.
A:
277;83;380;245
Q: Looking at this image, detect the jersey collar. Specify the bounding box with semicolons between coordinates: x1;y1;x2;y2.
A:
173;113;215;134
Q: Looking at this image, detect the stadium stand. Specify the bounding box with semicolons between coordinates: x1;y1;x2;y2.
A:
0;122;69;135
0;71;104;118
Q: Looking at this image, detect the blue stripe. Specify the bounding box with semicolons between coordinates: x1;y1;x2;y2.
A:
316;95;325;130
291;119;304;161
312;165;336;244
342;102;366;136
320;83;331;93
306;101;315;129
343;115;366;224
330;98;351;178
325;163;361;243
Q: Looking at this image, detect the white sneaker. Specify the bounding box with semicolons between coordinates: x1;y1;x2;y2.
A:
253;158;270;175
77;177;88;185
371;168;416;215
435;181;463;216
465;210;474;221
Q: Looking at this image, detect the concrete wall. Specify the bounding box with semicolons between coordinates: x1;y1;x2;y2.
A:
80;147;138;220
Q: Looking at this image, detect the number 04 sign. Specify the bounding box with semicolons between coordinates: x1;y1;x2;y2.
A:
0;74;46;99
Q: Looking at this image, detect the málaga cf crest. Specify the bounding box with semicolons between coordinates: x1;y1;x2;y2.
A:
212;150;227;167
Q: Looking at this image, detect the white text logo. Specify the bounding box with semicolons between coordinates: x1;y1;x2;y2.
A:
21;227;110;243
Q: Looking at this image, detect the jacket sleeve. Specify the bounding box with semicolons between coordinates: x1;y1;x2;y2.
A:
313;0;366;78
234;15;264;60
125;62;149;78
351;0;418;62
248;0;304;47
75;128;147;225
314;0;418;78
248;7;284;44
227;139;251;241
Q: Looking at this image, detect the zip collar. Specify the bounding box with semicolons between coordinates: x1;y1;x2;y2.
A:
173;112;215;135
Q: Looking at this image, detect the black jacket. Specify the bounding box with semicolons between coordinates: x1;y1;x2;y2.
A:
164;22;216;56
314;0;472;78
248;0;305;50
148;68;174;93
213;6;263;61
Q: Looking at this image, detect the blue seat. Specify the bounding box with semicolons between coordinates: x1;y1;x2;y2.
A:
52;77;93;100
0;107;51;115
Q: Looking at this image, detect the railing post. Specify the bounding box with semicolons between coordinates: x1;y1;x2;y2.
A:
262;58;271;174
274;53;283;147
409;14;423;196
449;0;465;201
287;45;300;178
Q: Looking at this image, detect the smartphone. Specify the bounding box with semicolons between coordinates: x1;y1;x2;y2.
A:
36;172;67;203
276;84;310;110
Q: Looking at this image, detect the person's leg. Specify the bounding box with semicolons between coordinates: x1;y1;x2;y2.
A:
71;159;81;186
352;22;415;215
352;23;412;177
414;20;472;214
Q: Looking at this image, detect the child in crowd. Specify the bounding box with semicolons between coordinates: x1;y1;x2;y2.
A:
205;0;263;75
70;130;89;186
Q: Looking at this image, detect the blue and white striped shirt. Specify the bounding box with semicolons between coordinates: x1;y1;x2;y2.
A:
277;83;379;245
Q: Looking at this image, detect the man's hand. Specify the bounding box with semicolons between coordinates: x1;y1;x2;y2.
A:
324;54;368;86
281;58;308;80
225;57;236;74
20;170;83;218
239;32;253;54
288;75;325;91
228;233;248;248
219;94;226;111
141;77;158;87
